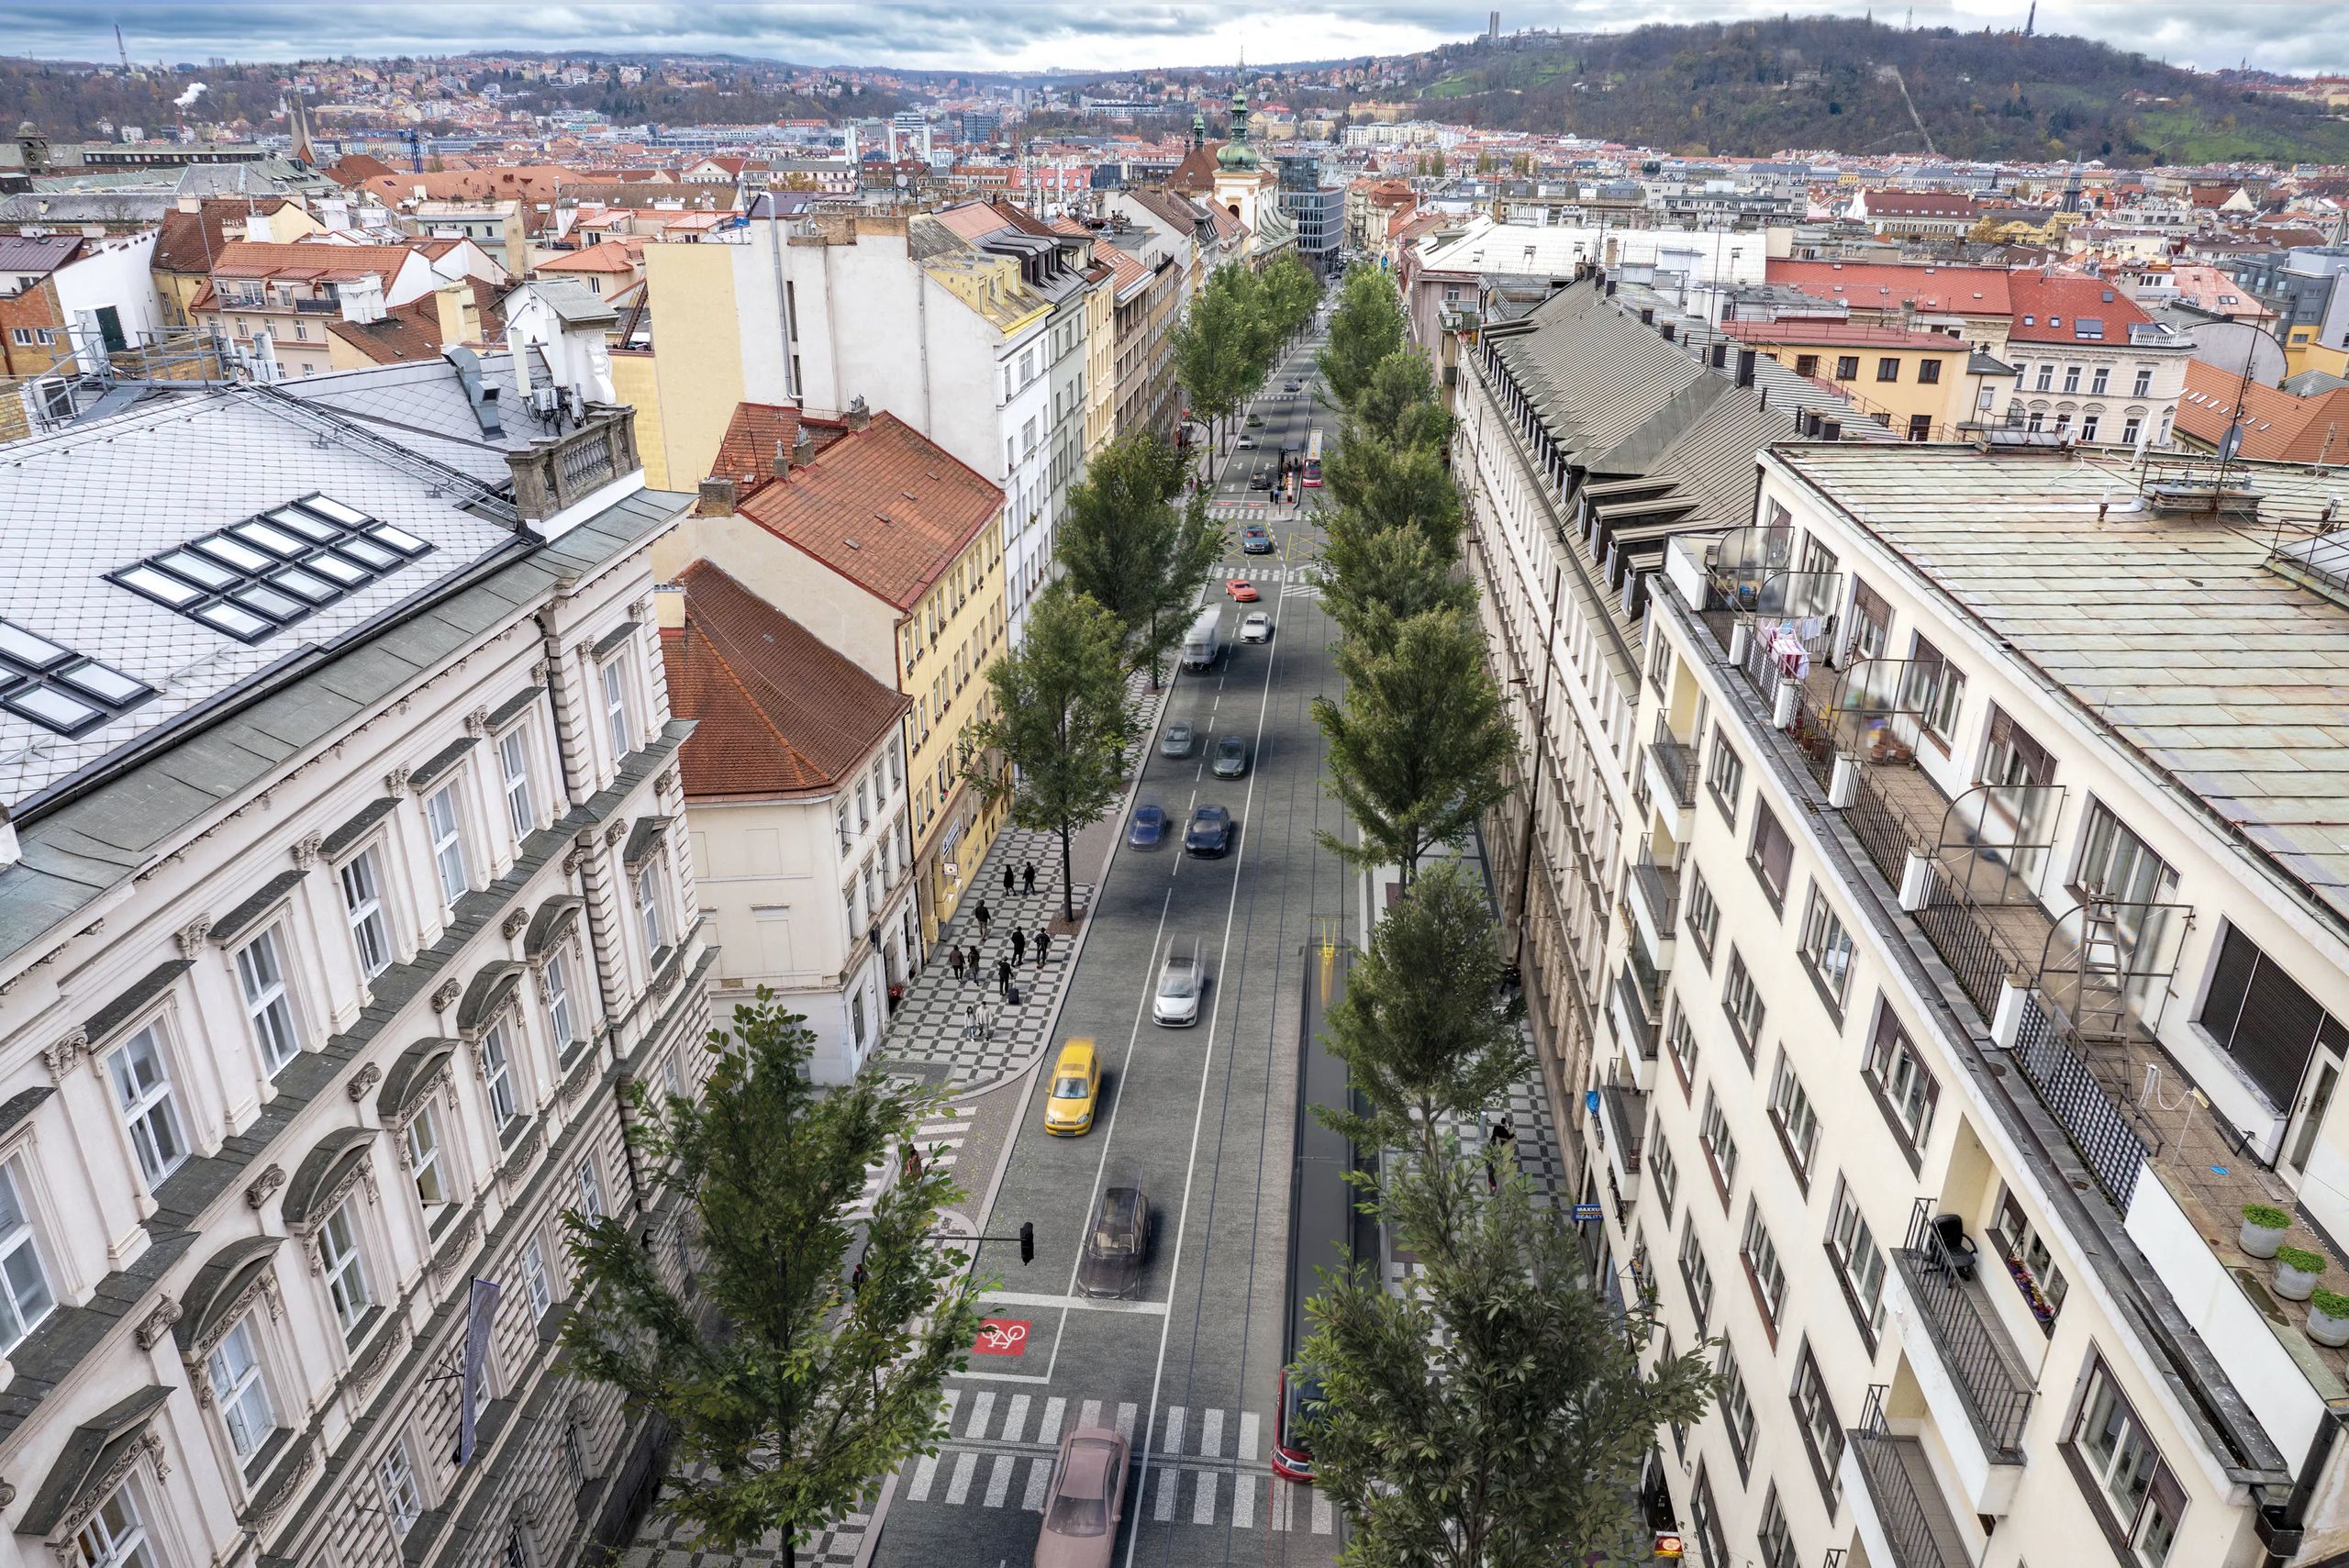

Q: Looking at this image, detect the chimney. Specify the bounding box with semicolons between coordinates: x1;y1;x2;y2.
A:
1735;348;1757;387
1604;278;1617;297
1710;341;1728;370
1820;417;1842;441
774;439;793;480
846;395;872;432
698;477;737;516
433;280;473;350
340;274;386;326
1639;306;1654;325
654;582;687;629
1660;321;1676;342
793;428;816;469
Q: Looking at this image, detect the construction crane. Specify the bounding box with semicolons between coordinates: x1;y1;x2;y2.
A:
405;128;424;173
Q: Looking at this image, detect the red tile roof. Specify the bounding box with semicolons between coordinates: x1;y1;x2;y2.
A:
1766;261;2013;315
736;410;1002;610
1860;189;1981;217
2002;271;2154;344
323;297;447;363
532;239;640;274
207;239;418;283
151;198;295;274
707;403;851;501
662;562;910;801
1723;320;1966;351
2176;361;2349;463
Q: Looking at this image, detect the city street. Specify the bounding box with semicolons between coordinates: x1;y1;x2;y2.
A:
871;329;1352;1568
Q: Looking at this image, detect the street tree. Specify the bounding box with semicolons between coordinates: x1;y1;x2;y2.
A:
1172;269;1257;458
1263;251;1321;349
1321;424;1464;555
1351;346;1453;452
1318;516;1475;643
561;996;984;1568
1314;607;1516;884
1319;264;1408;411
1294;1151;1717;1568
1058;431;1223;684
965;582;1139;923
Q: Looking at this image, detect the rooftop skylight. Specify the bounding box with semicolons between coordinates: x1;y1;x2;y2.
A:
0;617;153;737
108;493;433;644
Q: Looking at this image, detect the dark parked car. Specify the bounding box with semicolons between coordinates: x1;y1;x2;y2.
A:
1035;1428;1130;1568
1185;804;1232;856
1128;804;1166;849
1160;720;1194;758
1212;735;1249;778
1076;1184;1152;1297
1249;464;1274;492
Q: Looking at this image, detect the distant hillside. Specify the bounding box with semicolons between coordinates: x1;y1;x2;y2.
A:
1385;17;2349;166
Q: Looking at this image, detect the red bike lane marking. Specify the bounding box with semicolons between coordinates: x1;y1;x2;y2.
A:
972;1318;1030;1357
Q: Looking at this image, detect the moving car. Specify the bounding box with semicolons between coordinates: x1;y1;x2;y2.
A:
1043;1039;1100;1136
1241;526;1275;554
1128;804;1166;849
1153;940;1205;1027
1240;612;1273;643
1035;1428;1130;1568
1076;1185;1152;1299
1180;606;1220;672
1248;464;1274;492
1235;434;1257;450
1212;735;1249;779
1245;412;1264;427
1185;804;1232;857
1160;719;1195;758
1227;579;1259;603
1283;380;1304;392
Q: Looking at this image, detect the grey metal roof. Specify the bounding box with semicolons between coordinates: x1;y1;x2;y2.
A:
277;351;567;484
1775;443;2349;929
0;234;81;273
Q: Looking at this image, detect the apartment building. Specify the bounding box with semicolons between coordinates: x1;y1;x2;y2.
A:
0;352;710;1568
1609;444;2349;1568
193;240;440;379
1097;222;1182;442
1720;319;2014;439
656;400;1009;946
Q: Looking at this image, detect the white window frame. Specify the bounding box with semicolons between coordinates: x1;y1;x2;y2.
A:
72;1484;158;1568
1741;1200;1787;1325
1768;1052;1820;1180
320;1198;373;1337
544;950;576;1051
0;1160;57;1353
1828;1175;1888;1341
481;1021;520;1133
236;926;304;1075
406;1103;450;1211
206;1313;276;1464
377;1437;423;1534
1799;884;1855;1010
498;725;536;841
601;657;632;759
575;1156;606;1222
635;862;664;953
107;1025;188;1190
426;782;469;906
520;1237;552;1318
340;847;393;979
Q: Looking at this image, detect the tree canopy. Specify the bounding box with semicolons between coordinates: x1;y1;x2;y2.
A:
1317;516;1476;644
1319;264;1410;412
1057;431;1222;684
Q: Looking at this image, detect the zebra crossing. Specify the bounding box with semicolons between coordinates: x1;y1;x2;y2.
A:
1224;564;1308;583
852;1097;974;1217
900;1387;1335;1535
1210;502;1284;520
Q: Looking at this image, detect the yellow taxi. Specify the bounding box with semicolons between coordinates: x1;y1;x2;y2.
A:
1044;1039;1100;1136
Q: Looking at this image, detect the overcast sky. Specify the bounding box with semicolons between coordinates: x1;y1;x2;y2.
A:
15;2;2349;79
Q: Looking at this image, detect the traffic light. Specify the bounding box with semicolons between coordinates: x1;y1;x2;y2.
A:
1019;1221;1036;1265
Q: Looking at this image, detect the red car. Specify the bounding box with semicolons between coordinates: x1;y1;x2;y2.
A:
1227;579;1260;603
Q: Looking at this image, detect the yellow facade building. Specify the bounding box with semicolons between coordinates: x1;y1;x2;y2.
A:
1723;319;2011;439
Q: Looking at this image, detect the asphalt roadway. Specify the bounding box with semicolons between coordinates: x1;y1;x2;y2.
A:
871;323;1352;1568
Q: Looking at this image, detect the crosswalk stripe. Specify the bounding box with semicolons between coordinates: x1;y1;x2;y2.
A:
1037;1396;1066;1447
940;1389;961;1432
1198;1408;1223;1459
907;1452;939;1503
965;1391;996;1440
1077;1398;1101;1433
945;1451;977;1506
984;1454;1016;1508
1270;1481;1289;1532
1231;1474;1255;1529
1237;1411;1260;1462
1115;1402;1137;1442
1313;1489;1335;1535
1022;1455;1052;1511
1001;1394;1030;1444
1192;1470;1219;1526
1152;1465;1180;1522
1163;1406;1186;1455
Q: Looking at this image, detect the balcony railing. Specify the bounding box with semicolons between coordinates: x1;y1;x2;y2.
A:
1624;936;1665;1016
1849;1386;1967;1568
1630;848;1680;934
1611;966;1660;1059
1891;1201;2033;1460
291;295;342;314
1599;1081;1647;1172
1648;717;1698;808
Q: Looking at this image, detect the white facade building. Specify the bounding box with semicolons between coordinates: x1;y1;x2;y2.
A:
0;352;710;1568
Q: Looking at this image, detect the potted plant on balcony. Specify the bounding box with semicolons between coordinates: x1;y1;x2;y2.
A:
2310;1288;2349;1350
2242;1203;2293;1260
2275;1245;2329;1304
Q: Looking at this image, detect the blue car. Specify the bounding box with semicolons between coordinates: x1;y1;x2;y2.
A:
1129;804;1167;849
1184;804;1233;857
1241;528;1275;555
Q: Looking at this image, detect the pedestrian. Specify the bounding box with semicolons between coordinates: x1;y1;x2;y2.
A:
1011;928;1027;965
949;946;965;984
975;900;991;940
1486;1115;1517;1193
965;943;980;984
997;955;1014;1000
1036;926;1051;965
1003;862;1016;896
902;1143;923;1182
1023;862;1037;895
851;1260;867;1295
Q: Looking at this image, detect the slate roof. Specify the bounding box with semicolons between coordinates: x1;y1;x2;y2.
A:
662;562;910;800
0;234;82;275
735;411;1002;610
277;350;566;483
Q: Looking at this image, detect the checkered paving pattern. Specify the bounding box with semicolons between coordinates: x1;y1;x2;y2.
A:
619;1472;875;1568
874;673;1169;1091
852;1095;973;1218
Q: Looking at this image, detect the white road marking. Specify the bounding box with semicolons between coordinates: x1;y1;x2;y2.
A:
1192;1469;1219;1526
1001;1394;1030;1444
940;1388;962;1431
984;1453;1016;1508
1231;1474;1255;1529
1163;1406;1186;1456
977;1290;1168;1316
1236;1411;1260;1462
1152;1465;1180;1522
1022;1455;1052;1511
1313;1489;1335;1535
1037;1396;1067;1447
965;1391;996;1440
1115;1402;1138;1442
1198;1407;1223;1459
1270;1481;1290;1531
907;1453;940;1503
945;1451;978;1506
1080;1398;1103;1433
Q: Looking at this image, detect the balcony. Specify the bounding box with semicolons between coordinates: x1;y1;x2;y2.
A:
291;295;342;314
1842;1387;1974;1568
1887;1203;2033;1510
1627;846;1679;967
1594;1079;1645;1199
1643;716;1698;828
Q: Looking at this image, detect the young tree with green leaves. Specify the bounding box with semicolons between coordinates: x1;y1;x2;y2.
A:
1321;424;1464;555
964;582;1139;922
1318;517;1475;644
1319;264;1408;411
1057;432;1224;685
1293;1151;1717;1568
1351;346;1454;452
1172;271;1256;460
561;997;984;1568
1314;607;1517;884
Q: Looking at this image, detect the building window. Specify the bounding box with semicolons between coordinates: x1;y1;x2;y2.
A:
2069;1353;2186;1566
2064;365;2082;394
1721;950;1766;1059
601;659;632;758
1876;357;1901;383
1768;1052;1820;1183
206;1315;275;1463
1648;1136;1679;1223
1688;1465;1728;1568
320;1199;373;1337
575;1156;607;1221
1793;353;1819;378
545;951;576;1051
378;1440;423;1534
1666;1004;1698;1091
1757;1485;1802;1568
1918;358;1943;384
1698;1088;1740;1197
72;1485;159;1568
0;1162;57;1353
1684;866;1720;965
1678;1220;1716;1330
1991;1186;2070;1333
1748;803;1794;909
1834;355;1860;381
1798;885;1854;1012
2122;415;2143;445
340;848;393;979
236;927;303;1074
2132;368;2153;397
426;784;468;906
1741;1200;1787;1327
107;1026;188;1189
2035;364;2054;391
406;1105;449;1210
2081;414;2101;441
2091;366;2110;394
520;1238;553;1318
636;863;664;953
1718;1341;1757;1477
1980;703;2056;791
498;728;535;840
2198;926;2338;1112
1863;1001;1938;1159
1828;1175;1888;1345
482;1022;520;1133
1707;736;1743;823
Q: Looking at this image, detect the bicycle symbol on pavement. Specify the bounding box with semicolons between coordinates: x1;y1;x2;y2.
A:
973;1318;1030;1357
